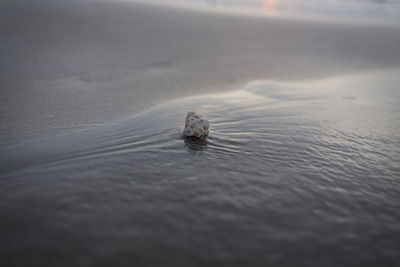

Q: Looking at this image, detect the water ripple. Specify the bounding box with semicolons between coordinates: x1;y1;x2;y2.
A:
1;73;400;266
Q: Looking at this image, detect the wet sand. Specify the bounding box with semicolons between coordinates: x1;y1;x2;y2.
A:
1;71;399;266
2;1;400;266
1;0;400;144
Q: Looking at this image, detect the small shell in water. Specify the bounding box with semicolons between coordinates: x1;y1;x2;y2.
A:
184;111;209;138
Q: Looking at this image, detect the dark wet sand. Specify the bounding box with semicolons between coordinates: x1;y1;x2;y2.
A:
1;0;400;144
1;71;399;267
1;1;400;266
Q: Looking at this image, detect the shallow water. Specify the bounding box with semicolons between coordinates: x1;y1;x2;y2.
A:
1;71;400;266
137;0;400;22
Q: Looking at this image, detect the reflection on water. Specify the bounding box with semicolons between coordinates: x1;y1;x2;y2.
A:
184;136;208;151
140;0;400;22
1;71;400;266
263;0;277;14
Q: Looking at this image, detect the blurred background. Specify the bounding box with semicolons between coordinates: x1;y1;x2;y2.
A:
131;0;400;22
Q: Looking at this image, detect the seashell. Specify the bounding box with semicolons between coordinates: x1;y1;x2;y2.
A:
184;111;209;138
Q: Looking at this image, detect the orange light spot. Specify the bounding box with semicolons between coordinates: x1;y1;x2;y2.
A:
263;0;277;14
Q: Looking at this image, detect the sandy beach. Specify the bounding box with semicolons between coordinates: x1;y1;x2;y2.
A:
1;1;400;266
2;0;400;144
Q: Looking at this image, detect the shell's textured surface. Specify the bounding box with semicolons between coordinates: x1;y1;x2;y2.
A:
184;111;209;138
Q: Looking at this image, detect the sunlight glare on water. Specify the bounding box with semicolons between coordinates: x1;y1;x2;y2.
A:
129;0;400;22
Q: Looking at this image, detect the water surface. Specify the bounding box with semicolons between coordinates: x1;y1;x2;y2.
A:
1;71;399;266
133;0;400;22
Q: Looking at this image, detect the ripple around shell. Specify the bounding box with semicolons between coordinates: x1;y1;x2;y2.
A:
1;72;400;265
